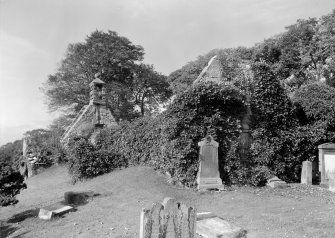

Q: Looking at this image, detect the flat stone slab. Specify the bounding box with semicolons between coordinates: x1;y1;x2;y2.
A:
267;176;288;188
38;202;74;220
196;212;246;238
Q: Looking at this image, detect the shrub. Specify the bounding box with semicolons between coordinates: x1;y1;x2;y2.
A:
93;82;248;187
292;83;335;130
0;159;26;206
66;137;125;183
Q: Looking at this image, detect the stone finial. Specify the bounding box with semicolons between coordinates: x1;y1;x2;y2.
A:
193;55;223;85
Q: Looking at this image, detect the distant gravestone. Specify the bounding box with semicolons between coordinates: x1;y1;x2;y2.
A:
139;197;196;238
328;170;335;193
197;135;224;190
301;161;312;185
267;176;287;188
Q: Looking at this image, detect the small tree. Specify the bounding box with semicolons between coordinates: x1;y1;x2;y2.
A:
0;160;26;206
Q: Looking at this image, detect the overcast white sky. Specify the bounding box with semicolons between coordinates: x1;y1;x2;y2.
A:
0;0;334;145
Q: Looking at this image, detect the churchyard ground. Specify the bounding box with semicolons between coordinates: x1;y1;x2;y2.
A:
1;165;335;238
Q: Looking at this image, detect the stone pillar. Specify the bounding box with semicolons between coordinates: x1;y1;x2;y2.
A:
318;143;335;185
301;161;312;185
329;170;335;193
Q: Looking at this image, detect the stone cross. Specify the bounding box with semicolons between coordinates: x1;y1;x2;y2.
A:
139;197;196;238
301;161;312;185
197;135;224;190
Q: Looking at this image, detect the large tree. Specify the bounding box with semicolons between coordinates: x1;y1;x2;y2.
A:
43;30;171;120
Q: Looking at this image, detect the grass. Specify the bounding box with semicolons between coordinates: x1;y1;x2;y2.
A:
1;165;335;238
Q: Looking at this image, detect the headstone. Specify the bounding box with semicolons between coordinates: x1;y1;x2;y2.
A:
139;197;196;238
197;135;224;190
196;212;246;238
328;170;335;193
318;143;335;185
267;176;288;188
301;161;312;185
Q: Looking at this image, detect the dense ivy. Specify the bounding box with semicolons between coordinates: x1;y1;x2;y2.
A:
69;82;248;186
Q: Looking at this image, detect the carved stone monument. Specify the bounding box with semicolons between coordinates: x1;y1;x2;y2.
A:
318;143;335;185
197;135;224;190
301;161;312;185
140;197;196;238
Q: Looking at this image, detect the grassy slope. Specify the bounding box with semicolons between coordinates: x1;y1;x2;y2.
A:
1;165;335;238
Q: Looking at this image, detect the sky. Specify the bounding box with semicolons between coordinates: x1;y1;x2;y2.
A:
0;0;334;145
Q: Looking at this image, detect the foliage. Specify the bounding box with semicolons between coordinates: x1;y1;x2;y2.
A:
43;30;171;122
91;83;248;187
292;83;335;130
167;47;253;94
0;159;26;206
132;64;172;116
0;140;23;169
66;137;126;183
24;129;65;167
251;62;297;132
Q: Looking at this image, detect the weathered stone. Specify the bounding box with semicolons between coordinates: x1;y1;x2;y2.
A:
61;75;117;145
193;56;223;85
140;197;196;238
318;143;335;185
328;170;335;193
301;161;312;185
267;176;288;188
38;202;74;220
196;212;246;238
197;135;224;190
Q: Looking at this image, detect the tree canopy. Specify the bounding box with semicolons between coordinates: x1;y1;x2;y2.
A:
43;30;171;121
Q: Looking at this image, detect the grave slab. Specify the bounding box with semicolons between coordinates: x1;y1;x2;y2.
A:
267;176;288;188
38;202;74;220
196;212;246;238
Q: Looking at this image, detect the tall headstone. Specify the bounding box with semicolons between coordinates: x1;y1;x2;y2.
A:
318;143;335;185
197;135;224;190
301;161;312;185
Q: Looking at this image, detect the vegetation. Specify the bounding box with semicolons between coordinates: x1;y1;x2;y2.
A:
42;30;172;122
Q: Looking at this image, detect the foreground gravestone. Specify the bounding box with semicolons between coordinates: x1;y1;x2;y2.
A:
301;161;312;185
140;197;196;238
197;135;224;190
196;212;246;238
38;202;74;220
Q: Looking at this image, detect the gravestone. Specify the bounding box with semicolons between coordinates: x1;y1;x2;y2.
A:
318;143;335;185
139;197;196;238
328;170;335;193
196;212;246;238
267;176;287;188
197;135;224;190
38;202;74;220
301;161;312;185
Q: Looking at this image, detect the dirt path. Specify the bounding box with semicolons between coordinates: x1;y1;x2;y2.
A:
1;166;335;238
